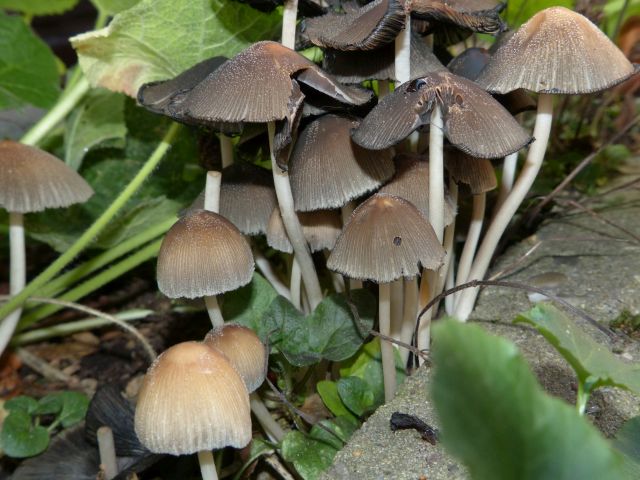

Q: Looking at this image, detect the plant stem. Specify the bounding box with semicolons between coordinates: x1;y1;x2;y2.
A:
0;213;26;356
576;381;591;416
20;239;162;328
454;94;554;321
198;450;218;480
0;123;181;324
379;282;395;402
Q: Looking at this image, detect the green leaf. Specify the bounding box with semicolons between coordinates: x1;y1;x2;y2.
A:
515;303;640;394
91;0;141;14
309;416;359;449
71;0;281;97
54;391;89;428
35;395;63;415
316;380;353;419
4;396;38;415
223;273;280;334
0;0;79;15
64;89;127;170
504;0;575;29
0;13;59;109
337;376;374;416
281;430;337;480
613;416;640;478
0;411;49;458
431;319;627;480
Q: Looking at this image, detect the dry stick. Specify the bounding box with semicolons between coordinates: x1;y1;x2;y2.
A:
525;115;639;227
592;176;640;199
559;199;640;245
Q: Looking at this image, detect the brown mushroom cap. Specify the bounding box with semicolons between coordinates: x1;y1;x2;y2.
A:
303;0;405;51
267;207;342;253
157;210;254;298
327;193;445;282
353;71;532;158
134;341;251;454
289;115;394;211
204;325;266;393
379;153;456;226
476;6;639;94
410;0;506;36
444;148;497;194
169;41;372;124
0;141;94;213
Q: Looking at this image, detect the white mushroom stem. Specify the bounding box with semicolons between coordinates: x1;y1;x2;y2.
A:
203;171;224;328
399;277;418;366
454;193;486;301
268;122;323;309
0;212;26;357
454;93;554;321
444;248;456;315
429;104;445;242
197;450;218;480
250;392;285;443
281;0;299;49
290;257;302;310
442;181;458;315
379;282;396;402
254;250;292;300
389;279;404;340
97;426;118;480
495;152;518;210
394;16;411;84
219;134;233;169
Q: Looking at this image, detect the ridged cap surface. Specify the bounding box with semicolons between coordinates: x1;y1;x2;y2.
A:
267;208;342;253
445;149;497;194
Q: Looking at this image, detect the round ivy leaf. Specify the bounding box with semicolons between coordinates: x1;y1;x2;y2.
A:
1;411;49;458
4;396;39;415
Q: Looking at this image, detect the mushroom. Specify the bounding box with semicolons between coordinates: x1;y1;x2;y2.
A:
327;193;444;401
454;6;639;321
0;141;93;356
134;341;251;480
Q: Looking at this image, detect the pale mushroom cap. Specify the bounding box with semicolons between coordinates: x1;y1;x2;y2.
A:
445;149;497;194
327;193;445;282
267;207;342;253
134;341;251;454
289;115;394;211
476;6;638;94
0;141;94;213
204;325;267;393
157;210;254;298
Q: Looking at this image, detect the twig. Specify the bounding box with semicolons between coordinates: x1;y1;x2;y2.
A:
0;295;157;363
592;176;640;199
559;199;640;244
368;330;430;363
264;454;297;480
15;347;74;384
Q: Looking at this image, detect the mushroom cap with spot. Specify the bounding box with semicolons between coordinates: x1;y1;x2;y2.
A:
267;207;342;253
289;114;394;211
327;193;445;282
204;324;266;393
379;153;456;226
157;209;254;298
0;141;93;213
134;341;251;455
352;71;532;158
476;6;639;94
444;148;497;195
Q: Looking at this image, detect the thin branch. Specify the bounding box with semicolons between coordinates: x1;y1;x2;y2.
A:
559;199;640;244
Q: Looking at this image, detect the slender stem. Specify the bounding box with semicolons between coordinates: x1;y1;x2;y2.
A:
443;180;458;314
429;104;445;242
281;0;299;49
250;392;285;442
455;193;486;291
495;152;518;211
444;247;456;315
290;258;302;310
204;171;222;213
219;135;233;169
253;250;291;300
20;240;162;328
394;16;411;84
0;123;181;323
267;122;323;309
198;450;219;480
0;213;26;356
399;277;418;366
576;381;591;416
204;296;224;328
379;282;395;402
21;77;91;146
389;279;404;340
97;426;118;480
454;93;554;321
38;218;175;299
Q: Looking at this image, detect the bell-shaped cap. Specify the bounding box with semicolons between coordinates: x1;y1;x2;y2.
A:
157;210;254;298
267;207;342;253
379;153;456;226
353;71;532;158
411;0;506;36
0;141;94;213
444;148;497;195
204;324;266;393
327;193;445;282
134;341;251;454
169;41;372;124
476;6;639;94
302;0;405;51
290;115;394;211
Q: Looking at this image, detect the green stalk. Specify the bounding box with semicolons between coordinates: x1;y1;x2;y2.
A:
37;217;175;299
19;239;162;328
0;123;181;324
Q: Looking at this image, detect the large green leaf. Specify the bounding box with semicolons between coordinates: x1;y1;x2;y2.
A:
64;89;127;170
337;376;374;416
515;303;640;394
613;416;640;478
91;0;141;14
0;13;59;109
0;411;49;458
222;273;280;333
71;0;281;97
431;319;627;480
316;380;353;419
504;0;575;29
0;0;79;15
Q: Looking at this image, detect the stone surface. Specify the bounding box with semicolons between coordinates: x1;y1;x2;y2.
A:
324;191;640;480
